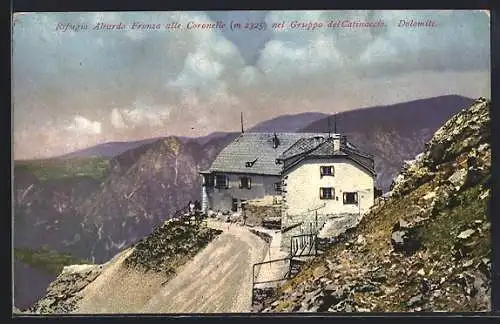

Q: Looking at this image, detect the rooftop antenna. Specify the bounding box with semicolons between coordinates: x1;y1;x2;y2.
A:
334;113;337;134
327;115;332;138
241;112;244;134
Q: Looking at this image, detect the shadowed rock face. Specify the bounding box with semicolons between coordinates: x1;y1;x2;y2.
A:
13;135;232;262
13;173;101;253
62;137;234;263
258;98;491;313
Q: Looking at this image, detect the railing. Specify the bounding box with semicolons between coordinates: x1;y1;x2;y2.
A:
290;233;318;258
250;211;325;307
281;221;303;233
251;257;293;306
252;257;292;285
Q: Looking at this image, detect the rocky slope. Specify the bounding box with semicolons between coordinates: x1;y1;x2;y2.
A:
27;264;104;314
257;97;491;312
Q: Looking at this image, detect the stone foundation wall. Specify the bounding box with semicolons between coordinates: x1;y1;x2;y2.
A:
244;200;281;227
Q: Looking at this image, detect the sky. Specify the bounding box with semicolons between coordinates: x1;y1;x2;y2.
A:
12;10;490;159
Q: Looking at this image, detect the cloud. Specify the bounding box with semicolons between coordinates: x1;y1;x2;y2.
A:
110;108;127;129
12;10;491;159
256;10;489;81
65;116;102;134
110;102;172;130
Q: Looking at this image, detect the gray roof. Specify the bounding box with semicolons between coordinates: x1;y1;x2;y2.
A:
204;132;330;175
278;135;332;160
278;136;376;175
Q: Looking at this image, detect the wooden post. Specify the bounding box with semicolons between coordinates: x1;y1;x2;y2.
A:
315;211;318;233
251;264;254;306
314;234;318;256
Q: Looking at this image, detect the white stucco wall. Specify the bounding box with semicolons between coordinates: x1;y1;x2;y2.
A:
283;158;375;217
203;173;281;213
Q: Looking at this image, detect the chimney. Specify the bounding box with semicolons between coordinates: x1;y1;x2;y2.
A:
333;135;340;152
272;132;280;149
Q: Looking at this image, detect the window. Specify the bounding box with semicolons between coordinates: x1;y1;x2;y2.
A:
205;174;215;188
320;166;334;177
215;175;228;189
320;187;334;200
274;181;282;193
343;192;358;205
240;176;251;189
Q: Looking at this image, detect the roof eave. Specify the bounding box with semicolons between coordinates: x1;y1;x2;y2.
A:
283;154;376;177
205;169;281;177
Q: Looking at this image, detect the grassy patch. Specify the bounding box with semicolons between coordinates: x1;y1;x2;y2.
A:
14;246;91;276
418;183;489;258
14;157;109;182
124;221;223;274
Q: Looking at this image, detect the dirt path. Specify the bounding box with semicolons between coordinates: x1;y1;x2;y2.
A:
74;221;269;313
141;221;268;313
253;228;290;289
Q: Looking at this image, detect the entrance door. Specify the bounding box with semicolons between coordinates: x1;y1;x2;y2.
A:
231;198;238;212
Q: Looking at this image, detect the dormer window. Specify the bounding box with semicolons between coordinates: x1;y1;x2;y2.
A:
320;166;334;177
245;158;258;168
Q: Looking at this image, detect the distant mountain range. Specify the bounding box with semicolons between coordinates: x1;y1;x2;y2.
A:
12;94;475;309
300;95;476;190
56;112;328;159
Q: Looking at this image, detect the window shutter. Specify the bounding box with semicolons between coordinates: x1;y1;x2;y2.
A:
248;177;252;189
332;188;335;198
320;188;324;199
331;166;335;176
225;176;229;188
